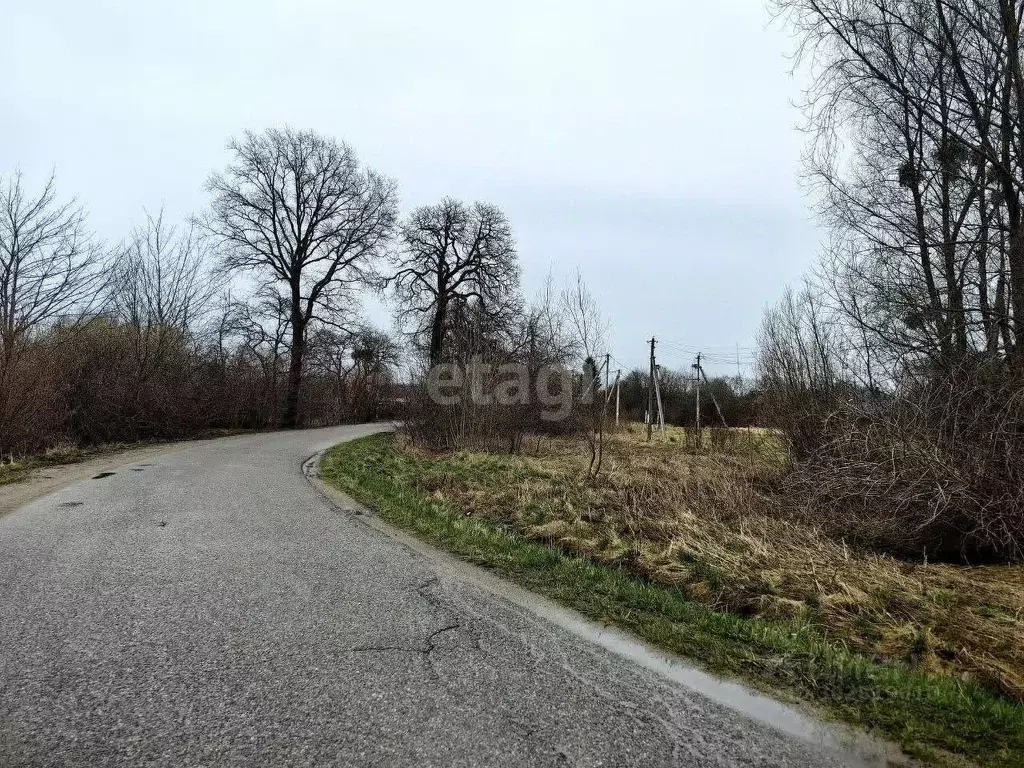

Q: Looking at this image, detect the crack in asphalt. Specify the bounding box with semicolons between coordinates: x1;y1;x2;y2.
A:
347;622;462;656
344;576;469;673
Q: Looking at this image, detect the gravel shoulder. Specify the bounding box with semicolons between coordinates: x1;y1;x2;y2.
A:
0;442;194;518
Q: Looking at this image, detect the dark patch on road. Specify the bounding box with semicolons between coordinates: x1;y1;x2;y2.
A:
157;521;167;527
57;502;83;509
91;472;115;479
130;468;144;472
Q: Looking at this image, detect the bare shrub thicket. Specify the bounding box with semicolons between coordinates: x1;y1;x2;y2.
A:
0;173;106;453
0;159;401;457
773;347;1024;561
764;0;1024;562
817;372;1024;561
757;286;851;460
400;293;584;453
760;264;1024;562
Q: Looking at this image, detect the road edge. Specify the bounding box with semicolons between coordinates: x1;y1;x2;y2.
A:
303;445;914;768
0;441;198;519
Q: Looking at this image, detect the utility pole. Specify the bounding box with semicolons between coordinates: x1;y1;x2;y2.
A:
653;364;665;432
604;353;611;394
605;367;619;406
700;364;730;428
692;352;702;449
647;337;656;441
614;370;621;426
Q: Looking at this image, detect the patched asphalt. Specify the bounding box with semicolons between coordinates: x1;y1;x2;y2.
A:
0;425;872;767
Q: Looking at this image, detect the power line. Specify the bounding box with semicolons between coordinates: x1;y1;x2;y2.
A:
658;343;756;358
660;339;756;352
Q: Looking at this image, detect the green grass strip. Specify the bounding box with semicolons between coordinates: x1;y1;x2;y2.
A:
321;433;1024;767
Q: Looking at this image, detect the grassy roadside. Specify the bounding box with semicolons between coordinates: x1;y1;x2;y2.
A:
322;433;1024;767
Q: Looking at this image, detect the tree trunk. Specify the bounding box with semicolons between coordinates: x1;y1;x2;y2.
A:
905;147;946;355
282;309;306;429
1007;217;1024;358
428;298;447;366
1002;180;1023;359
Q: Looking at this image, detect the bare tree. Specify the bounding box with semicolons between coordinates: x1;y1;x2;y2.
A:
226;287;293;426
110;208;214;383
560;269;609;363
520;271;579;414
758;284;851;458
0;171;106;453
205;128;398;427
0;171;105;351
560;271;610;476
348;327;400;421
775;0;1024;364
757;1;1024;561
307;326;355;421
307;324;399;422
388;197;520;364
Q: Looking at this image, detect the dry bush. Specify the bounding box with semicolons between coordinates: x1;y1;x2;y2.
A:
0;315;395;457
782;359;1024;564
759;284;1024;564
400;372;583;454
0;342;65;456
402;428;1024;701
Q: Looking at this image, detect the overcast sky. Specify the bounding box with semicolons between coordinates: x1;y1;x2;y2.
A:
3;0;821;376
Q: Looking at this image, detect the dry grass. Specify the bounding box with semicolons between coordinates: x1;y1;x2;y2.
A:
401;424;1024;703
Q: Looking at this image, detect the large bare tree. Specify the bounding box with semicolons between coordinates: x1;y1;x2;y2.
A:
388;198;520;364
757;0;1024;561
206;128;398;427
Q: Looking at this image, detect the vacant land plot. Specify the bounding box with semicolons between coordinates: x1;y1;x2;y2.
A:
323;428;1024;766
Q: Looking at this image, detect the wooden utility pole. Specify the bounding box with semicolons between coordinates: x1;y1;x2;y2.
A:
700;364;730;428
647;337;656;441
653;364;665;432
614;369;621;425
596;351;610;476
692;352;702;449
606;368;619;404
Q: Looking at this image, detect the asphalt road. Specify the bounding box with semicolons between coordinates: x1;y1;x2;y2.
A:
0;425;883;767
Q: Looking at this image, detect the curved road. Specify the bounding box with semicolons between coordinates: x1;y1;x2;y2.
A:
0;426;877;767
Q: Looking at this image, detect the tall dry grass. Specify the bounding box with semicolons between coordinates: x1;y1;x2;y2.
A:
404;427;1024;702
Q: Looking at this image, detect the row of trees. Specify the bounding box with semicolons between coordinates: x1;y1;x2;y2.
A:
771;0;1024;369
761;0;1024;562
615;369;756;428
0;128;523;455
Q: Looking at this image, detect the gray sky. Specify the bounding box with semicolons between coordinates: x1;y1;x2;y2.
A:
3;0;820;377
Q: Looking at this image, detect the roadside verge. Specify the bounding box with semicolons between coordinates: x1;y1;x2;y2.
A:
310;434;1007;767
